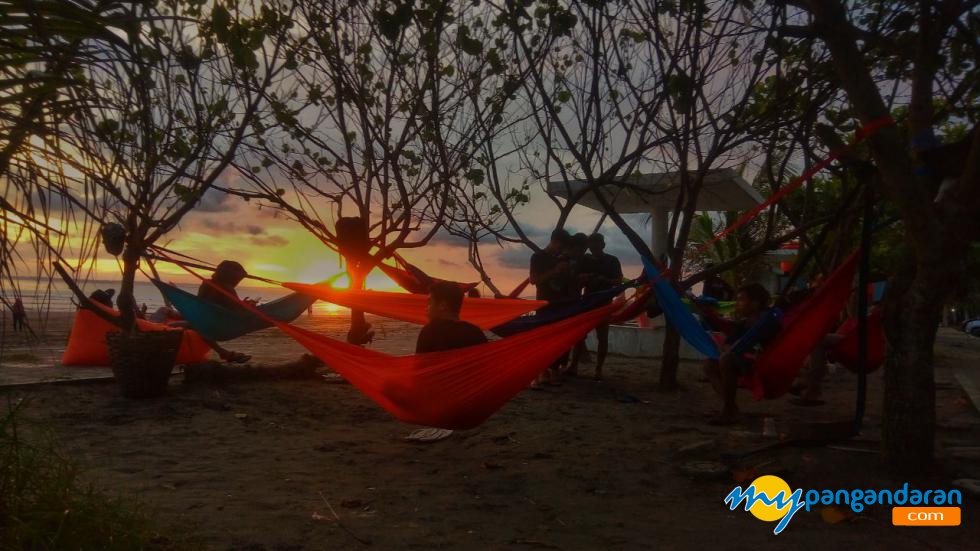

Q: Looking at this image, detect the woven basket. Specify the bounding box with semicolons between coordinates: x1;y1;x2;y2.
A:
106;330;182;398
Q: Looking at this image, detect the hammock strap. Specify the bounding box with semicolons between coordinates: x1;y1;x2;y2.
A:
699;116;895;253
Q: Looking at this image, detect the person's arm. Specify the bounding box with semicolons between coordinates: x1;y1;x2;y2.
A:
610;257;623;283
529;256;567;286
591;256;622;287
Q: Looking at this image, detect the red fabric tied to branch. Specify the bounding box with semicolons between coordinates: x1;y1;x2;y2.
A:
741;251;860;400
507;278;530;298
274;302;619;429
62;306;211;366
281;283;546;329
608;286;651;324
376;261;478;295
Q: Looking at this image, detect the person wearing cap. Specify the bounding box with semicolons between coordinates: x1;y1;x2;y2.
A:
194;260;255;363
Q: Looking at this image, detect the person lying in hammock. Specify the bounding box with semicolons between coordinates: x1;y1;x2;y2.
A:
417;282;488;353
704;283;783;425
193;260;254;363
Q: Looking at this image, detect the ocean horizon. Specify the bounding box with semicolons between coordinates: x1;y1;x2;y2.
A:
1;276;343;315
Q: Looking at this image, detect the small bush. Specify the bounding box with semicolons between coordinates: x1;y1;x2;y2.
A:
0;399;184;550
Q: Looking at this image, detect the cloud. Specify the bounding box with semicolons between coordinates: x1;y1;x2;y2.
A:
250;235;289;247
497;246;533;270
198;218;267;236
195;188;238;213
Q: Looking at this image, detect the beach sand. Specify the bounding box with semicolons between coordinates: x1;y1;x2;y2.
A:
2;315;979;549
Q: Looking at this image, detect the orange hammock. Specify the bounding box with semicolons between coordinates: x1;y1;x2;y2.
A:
740;251;859;400
281;283;545;329
62;307;211;366
274;302;619;429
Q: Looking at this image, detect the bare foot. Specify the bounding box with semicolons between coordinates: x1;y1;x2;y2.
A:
219;351;251;364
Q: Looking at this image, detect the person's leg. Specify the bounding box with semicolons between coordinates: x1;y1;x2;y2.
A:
594;322;609;380
704;359;722;395
347;309;374;345
548;352;569;385
566;340;585;376
206;339;250;363
707;354;739;424
800;334;842;402
720;355;739;419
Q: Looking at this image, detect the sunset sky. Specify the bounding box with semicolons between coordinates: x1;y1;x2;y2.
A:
42;171;651;297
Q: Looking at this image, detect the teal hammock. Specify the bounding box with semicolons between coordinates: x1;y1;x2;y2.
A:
151;279;317;342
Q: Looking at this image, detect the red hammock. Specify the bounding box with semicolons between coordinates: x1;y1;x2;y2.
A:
62;306;211;366
281;283;546;329
276;302;619;429
740;250;860;400
832;306;886;374
377;254;479;295
166;258;617;428
608;286;651;324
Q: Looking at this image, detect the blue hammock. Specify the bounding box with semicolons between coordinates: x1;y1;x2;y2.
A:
641;257;720;359
490;283;631;337
151;279;316;342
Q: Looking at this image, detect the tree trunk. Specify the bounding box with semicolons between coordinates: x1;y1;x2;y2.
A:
117;243;141;334
347;269;368;343
880;245;961;474
659;325;681;391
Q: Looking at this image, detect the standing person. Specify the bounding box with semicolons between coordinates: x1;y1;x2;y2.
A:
416;282;488;353
529;229;572;387
11;298;27;332
581;233;623;381
564;233;593;376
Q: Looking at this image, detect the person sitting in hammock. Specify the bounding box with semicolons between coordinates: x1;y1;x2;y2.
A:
193;260;254;363
417;282;488;353
705;283;783;425
382;282;488;419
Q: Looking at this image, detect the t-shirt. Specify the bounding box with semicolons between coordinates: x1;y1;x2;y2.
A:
530;250;569;301
197;281;242;311
726;308;784;357
584;252;623;293
416;318;488;353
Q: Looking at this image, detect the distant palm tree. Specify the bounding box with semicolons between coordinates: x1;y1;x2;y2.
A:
685;156;800;287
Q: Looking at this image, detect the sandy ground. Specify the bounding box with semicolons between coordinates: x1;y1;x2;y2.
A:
2;314;979;550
